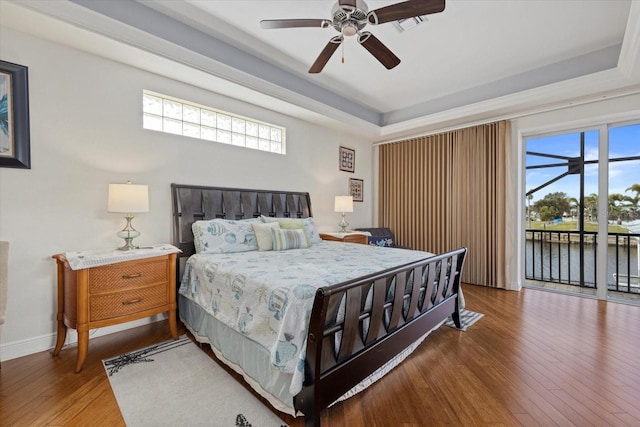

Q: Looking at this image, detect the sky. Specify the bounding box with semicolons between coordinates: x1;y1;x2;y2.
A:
526;123;640;204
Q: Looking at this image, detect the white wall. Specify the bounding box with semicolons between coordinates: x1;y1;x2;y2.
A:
0;27;374;360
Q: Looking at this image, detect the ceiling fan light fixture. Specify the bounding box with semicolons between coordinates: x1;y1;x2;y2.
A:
342;22;358;36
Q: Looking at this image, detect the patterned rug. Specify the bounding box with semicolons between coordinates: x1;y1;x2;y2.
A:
103;336;287;427
444;309;483;331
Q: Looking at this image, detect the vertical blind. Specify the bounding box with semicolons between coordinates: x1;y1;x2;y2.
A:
379;121;508;287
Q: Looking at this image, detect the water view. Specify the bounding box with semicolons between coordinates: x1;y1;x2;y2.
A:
525;236;639;290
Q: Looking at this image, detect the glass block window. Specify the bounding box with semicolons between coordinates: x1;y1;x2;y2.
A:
142;90;286;154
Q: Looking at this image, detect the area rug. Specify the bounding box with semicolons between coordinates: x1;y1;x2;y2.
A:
444;309;483;331
103;336;287;427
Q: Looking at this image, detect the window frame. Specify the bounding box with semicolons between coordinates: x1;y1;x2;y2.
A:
142;90;286;155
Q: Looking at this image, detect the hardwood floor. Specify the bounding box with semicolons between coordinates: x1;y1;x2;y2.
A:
2;284;640;426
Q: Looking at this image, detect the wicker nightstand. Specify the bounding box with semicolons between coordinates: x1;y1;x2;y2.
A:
52;246;179;372
319;232;369;245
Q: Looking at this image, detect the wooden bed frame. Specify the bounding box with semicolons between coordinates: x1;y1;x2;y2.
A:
171;183;467;427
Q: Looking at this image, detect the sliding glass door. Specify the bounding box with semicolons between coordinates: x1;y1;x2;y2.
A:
525;129;599;295
607;123;640;301
524;121;640;302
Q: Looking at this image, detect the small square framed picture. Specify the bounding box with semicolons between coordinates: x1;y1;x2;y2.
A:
339;146;355;173
349;178;363;202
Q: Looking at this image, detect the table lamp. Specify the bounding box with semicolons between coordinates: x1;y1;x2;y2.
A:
108;181;149;250
334;195;353;233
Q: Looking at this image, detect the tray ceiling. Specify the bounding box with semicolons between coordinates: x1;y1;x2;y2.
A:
5;0;640;140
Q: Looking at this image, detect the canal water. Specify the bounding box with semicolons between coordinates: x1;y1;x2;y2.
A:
525;240;639;289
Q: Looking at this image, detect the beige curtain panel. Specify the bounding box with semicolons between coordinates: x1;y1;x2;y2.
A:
379;121;509;288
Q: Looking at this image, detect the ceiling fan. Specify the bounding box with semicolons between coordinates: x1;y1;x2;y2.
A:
260;0;445;73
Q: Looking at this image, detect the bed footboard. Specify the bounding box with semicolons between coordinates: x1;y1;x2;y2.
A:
295;247;467;426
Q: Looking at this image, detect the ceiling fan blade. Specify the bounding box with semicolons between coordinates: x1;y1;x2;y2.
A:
339;0;357;12
358;32;401;70
260;19;332;29
367;0;445;25
309;36;343;74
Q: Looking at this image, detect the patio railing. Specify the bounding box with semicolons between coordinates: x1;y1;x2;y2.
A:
525;229;640;293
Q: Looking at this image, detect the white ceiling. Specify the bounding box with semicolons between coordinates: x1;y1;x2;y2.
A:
5;0;640;140
147;0;629;112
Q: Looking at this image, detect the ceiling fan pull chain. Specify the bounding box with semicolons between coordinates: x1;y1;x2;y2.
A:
342;42;345;64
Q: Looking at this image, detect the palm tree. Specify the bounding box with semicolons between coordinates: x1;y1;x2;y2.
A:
584;193;598;222
626;184;640;221
609;193;631;224
567;197;579;220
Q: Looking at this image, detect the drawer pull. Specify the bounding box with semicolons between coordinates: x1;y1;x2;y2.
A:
122;272;144;279
122;298;143;305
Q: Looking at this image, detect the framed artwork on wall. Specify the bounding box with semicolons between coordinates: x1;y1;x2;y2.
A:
339;146;355;173
349;178;363;202
0;60;30;169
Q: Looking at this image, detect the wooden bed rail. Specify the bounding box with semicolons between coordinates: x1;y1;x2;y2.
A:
295;247;467;426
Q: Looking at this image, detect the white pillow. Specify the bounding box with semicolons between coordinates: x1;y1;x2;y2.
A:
251;222;281;251
192;219;258;253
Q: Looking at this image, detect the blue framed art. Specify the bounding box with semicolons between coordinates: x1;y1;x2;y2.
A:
0;60;30;169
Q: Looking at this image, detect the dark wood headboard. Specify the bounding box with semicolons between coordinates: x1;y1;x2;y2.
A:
171;183;313;259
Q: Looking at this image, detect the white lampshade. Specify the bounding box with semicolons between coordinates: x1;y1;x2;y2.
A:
108;182;149;213
334;195;354;213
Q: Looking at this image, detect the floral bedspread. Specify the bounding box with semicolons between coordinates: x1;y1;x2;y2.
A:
179;241;433;395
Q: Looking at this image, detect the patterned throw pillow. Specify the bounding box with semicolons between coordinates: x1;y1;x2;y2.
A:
192;219;258;253
260;216;322;244
368;236;395;247
301;217;322;243
270;228;309;251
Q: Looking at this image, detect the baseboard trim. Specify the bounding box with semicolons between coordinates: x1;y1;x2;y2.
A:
0;314;166;362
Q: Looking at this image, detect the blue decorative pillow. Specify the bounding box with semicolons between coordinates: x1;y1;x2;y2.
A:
301;217;322;244
368;236;395;247
192;219;258;253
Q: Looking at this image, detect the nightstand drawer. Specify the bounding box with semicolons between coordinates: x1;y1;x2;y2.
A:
88;259;168;293
90;284;168;321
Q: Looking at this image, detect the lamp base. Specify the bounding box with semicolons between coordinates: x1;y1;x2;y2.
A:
338;213;349;233
117;214;141;251
117;238;138;251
